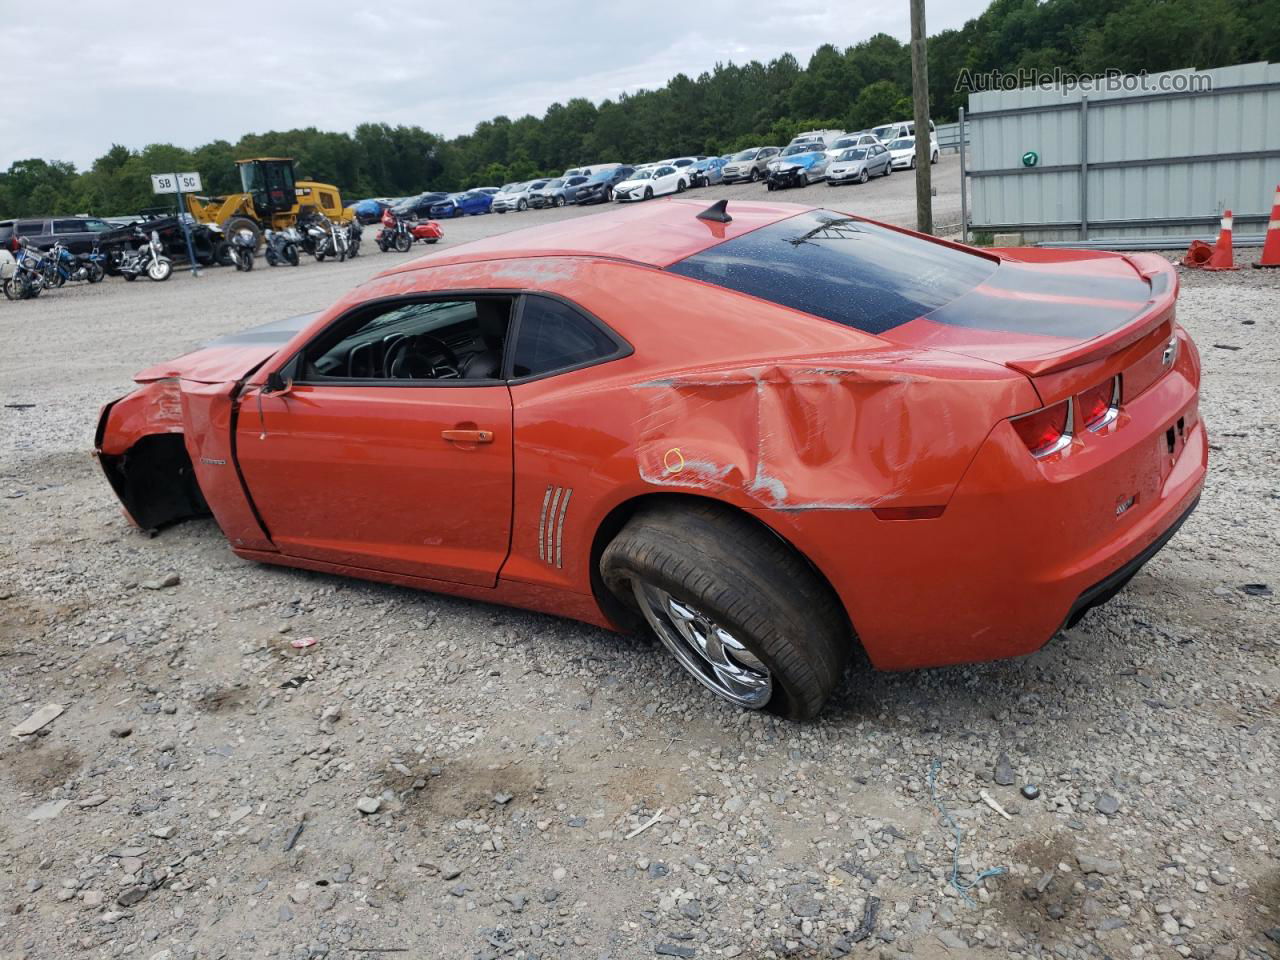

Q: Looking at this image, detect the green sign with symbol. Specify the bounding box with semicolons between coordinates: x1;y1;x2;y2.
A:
1022;150;1039;168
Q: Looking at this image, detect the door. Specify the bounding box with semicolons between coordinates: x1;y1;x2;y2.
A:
234;296;516;587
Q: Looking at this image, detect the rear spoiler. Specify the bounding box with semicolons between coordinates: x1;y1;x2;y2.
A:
1004;254;1178;378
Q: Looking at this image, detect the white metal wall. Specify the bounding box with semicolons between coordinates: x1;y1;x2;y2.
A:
966;62;1280;242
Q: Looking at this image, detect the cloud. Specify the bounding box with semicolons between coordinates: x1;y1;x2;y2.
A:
2;0;990;170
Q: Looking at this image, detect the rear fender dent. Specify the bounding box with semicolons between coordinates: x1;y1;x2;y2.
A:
632;360;1028;511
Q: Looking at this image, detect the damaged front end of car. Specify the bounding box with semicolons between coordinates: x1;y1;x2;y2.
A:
95;379;210;532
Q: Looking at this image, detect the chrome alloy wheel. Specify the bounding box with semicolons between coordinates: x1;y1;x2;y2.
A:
632;582;772;708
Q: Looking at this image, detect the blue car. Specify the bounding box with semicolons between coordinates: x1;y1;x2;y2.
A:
690;156;727;187
765;144;831;189
428;190;494;218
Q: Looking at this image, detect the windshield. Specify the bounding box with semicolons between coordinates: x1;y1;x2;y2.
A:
889;139;914;150
872;126;894;140
667;210;997;335
500;183;518;192
628;170;653;180
546;179;565;188
831;139;858;151
838;148;868;161
732;149;757;161
781;144;815;157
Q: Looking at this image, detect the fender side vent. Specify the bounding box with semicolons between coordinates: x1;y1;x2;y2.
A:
538;485;573;568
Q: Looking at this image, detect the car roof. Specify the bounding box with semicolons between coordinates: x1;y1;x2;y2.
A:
376;198;812;276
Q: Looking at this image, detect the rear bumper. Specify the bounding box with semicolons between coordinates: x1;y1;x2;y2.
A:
761;352;1206;670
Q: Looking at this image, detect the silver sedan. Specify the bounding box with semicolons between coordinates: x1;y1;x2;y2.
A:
826;144;893;185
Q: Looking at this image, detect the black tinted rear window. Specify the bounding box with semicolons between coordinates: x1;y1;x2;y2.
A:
666;210;997;335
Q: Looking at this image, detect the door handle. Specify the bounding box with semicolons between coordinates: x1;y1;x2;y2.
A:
442;429;494;444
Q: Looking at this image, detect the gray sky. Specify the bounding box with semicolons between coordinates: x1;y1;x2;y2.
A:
4;0;990;170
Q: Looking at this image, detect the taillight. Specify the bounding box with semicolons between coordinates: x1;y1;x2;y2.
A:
1080;375;1121;431
1011;398;1073;459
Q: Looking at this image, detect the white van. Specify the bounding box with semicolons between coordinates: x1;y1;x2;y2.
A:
871;120;939;163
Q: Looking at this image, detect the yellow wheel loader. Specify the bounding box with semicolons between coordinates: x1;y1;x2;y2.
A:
184;158;353;251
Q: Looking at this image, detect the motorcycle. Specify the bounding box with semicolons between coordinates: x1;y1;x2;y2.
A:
50;240;106;284
377;208;442;252
118;228;173;282
230;228;257;271
346;219;362;258
263;228;300;267
303;214;348;262
2;238;46;300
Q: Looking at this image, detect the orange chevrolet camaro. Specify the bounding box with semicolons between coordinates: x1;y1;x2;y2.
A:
96;199;1207;719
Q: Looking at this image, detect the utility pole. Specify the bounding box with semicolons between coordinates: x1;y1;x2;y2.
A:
910;0;933;235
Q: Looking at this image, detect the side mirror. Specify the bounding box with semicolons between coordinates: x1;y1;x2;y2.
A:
263;370;290;394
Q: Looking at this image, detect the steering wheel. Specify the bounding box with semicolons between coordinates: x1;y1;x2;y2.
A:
384;333;460;379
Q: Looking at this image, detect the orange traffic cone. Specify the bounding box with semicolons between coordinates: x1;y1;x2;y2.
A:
1204;209;1238;271
1181;240;1213;268
1254;185;1280;269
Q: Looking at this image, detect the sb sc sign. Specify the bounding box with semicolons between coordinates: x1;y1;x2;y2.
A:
151;172;203;195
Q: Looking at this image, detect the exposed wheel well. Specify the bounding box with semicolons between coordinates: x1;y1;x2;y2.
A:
588;492;854;640
99;434;210;532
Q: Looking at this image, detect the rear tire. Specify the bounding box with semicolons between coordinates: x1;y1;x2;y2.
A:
600;502;850;720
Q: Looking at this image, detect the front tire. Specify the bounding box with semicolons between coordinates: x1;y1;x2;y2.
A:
394;232;411;253
748;168;758;182
554;195;565;207
910;156;917;169
859;169;869;184
517;199;528;211
149;258;172;281
600;502;850;720
643;187;653;200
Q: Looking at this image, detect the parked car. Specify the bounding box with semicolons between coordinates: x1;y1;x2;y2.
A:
393;192;450;218
825;132;883;157
429;191;494;218
0;215;114;256
887;137;922;170
690;157;727;187
663;157;705;182
572;167;636;205
533;176;589;208
564;162;623;178
873;120;939;163
491;182;527;214
827;144;893;185
494;180;549;213
612;165;688;201
94;201;1206;720
765;146;829;189
720;147;780;183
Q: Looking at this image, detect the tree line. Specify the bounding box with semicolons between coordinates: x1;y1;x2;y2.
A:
1;0;1274;219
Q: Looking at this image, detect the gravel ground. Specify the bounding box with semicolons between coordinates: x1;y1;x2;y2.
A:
2;157;1278;960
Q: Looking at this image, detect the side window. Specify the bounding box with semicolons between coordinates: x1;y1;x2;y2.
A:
511;296;620;379
53;219;85;234
16;222;44;236
302;297;513;382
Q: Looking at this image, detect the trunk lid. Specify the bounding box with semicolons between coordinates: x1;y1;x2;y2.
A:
883;250;1179;405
